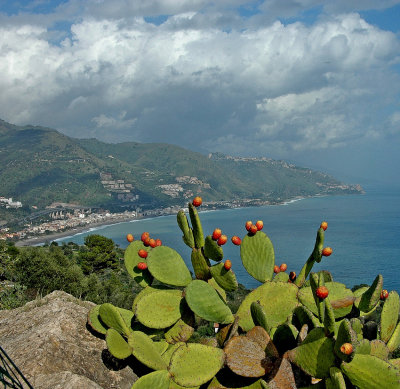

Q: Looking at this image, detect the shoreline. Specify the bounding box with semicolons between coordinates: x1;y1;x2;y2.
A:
14;191;362;247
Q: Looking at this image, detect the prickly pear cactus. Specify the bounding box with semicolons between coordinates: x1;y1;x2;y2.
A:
86;196;400;389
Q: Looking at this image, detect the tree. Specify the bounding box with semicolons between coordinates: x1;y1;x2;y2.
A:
79;234;118;274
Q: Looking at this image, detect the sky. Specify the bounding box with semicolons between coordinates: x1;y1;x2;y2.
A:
0;1;400;185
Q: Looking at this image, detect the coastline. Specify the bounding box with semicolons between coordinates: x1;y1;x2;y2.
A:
14;191;363;247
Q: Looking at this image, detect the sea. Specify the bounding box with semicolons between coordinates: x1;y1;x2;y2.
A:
56;183;400;292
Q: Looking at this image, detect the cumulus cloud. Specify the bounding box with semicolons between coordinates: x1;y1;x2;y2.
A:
0;1;399;164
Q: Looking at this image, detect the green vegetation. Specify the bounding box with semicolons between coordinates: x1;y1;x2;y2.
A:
86;201;400;389
0;118;362;225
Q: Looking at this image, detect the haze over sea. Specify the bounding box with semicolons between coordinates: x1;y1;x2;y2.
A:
57;183;400;292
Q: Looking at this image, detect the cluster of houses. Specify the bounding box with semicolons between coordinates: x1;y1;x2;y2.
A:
0;197;22;208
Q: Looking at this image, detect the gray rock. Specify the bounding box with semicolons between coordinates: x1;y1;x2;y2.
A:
0;291;137;389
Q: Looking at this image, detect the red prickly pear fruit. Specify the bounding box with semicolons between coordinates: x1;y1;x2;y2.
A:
149;238;157;248
155;238;162;246
126;234;134;242
217;235;228;246
212;228;222;241
274;265;280;274
289;271;296;281
138;249;148;259
143;237;151;247
381;289;389;300
141;232;150;242
255;220;264;231
192;196;202;207
224;260;232;270
231;236;241;245
280;263;287;272
320;221;328;231
137;262;147;270
249;224;258;235
245;221;253;231
340;343;353;355
316;286;329;299
322;247;333;256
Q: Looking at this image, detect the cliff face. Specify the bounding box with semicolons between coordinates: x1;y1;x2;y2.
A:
0;291;137;389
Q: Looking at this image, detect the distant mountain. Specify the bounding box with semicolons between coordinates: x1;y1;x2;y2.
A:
0;119;363;222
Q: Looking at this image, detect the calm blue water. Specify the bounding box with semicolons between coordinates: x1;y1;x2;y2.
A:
57;184;400;292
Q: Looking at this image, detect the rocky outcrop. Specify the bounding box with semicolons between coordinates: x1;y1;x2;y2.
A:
0;291;137;389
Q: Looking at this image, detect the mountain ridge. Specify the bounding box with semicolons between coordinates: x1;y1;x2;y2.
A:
0;119;363;224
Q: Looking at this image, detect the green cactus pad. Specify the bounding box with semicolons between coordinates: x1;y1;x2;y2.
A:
240;231;275;282
152;340;169;356
185;280;234;324
350;318;363;337
326;367;346;389
293;305;321;331
106;328;132;359
132;285;171;314
236;281;299;332
357;274;383;313
124;240;153;287
380;290;400;343
165;318;194;344
168;343;225;387
210;262;238;292
207;376;265;389
250;301;270;332
273;271;289;283
131;370;170;389
208;277;227;302
99;303;131;336
341;354;400;388
370;339;389;360
87;305;108;335
224;335;269;377
135;289;183;329
389;358;400;369
287;327;335;379
147;246;192;287
298;282;354;319
161;342;185;365
177;210;195;248
387;322;400;352
323;299;336;337
204;235;224;261
272;323;299;356
129;330;168;371
334;319;357;362
355;339;371;355
191;248;211;281
188;203;205;249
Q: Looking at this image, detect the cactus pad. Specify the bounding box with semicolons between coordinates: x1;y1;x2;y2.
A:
131;370;170;389
298;282;354;319
334;319;357;362
370;339;389;360
147;246;192;287
135;289;183;329
106;328;132;359
204;235;224;261
357;274;383;313
246;326;279;358
380;290;400;343
250;302;270;332
224;335;270;377
99;303;131;336
209;262;238;292
177;210;195;248
236;281;299;332
208;277;227;302
129;330;168;371
240;231;275;282
287;327;335;379
188;203;205;248
168;343;225;387
341;354;400;388
124;240;153;287
87;305;107;335
387;322;400;352
191;248;211;281
273;271;289;283
185;280;234;324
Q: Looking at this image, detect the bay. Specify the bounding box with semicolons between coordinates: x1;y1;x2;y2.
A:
57;184;400;292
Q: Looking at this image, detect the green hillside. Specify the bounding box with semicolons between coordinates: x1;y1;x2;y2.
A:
0;119;363;223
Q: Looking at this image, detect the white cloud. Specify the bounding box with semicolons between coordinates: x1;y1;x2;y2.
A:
0;5;399;160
